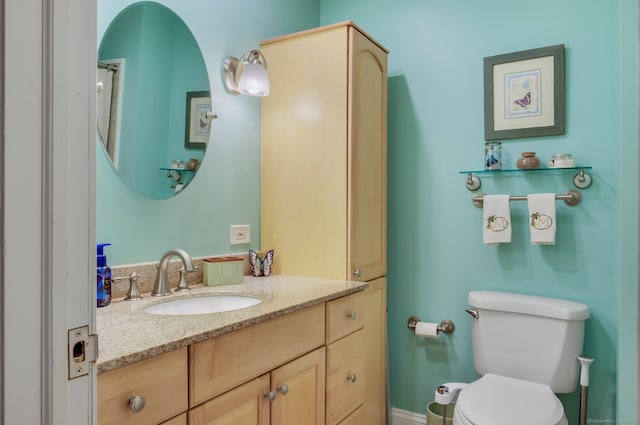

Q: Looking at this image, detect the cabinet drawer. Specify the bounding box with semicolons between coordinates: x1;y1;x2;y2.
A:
326;329;365;425
161;413;187;425
98;348;188;425
338;405;366;425
326;292;364;343
190;304;325;406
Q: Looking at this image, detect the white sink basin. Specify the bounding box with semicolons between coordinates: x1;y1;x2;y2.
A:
143;295;262;316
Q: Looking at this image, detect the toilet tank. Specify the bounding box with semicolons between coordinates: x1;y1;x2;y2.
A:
468;291;590;393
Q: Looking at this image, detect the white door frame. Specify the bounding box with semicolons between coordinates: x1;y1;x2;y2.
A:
2;0;97;423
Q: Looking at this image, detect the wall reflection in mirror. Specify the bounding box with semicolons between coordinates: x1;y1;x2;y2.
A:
97;1;212;200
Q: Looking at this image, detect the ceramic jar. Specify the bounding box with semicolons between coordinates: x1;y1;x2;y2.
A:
186;158;200;171
516;152;541;169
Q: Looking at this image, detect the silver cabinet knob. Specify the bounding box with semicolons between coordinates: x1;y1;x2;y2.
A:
352;269;361;277
128;395;146;413
277;384;289;395
346;311;357;320
264;390;276;402
347;373;357;383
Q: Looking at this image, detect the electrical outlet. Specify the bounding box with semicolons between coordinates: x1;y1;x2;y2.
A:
230;225;251;245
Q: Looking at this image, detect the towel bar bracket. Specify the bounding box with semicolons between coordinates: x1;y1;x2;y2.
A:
471;189;582;208
564;189;582;206
471;192;484;208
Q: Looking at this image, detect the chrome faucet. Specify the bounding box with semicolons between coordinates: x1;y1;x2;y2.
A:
152;249;195;296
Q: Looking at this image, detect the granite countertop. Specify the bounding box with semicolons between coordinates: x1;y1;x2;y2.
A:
96;275;367;373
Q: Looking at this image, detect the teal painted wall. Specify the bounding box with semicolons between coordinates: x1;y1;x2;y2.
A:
97;0;638;422
320;0;638;423
96;0;320;263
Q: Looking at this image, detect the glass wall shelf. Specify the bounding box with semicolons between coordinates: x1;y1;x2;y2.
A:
459;166;593;191
159;167;196;173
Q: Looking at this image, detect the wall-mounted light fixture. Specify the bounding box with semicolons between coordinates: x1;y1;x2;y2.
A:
223;50;270;97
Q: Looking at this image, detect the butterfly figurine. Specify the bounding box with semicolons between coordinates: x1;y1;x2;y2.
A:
513;91;532;108
249;249;274;277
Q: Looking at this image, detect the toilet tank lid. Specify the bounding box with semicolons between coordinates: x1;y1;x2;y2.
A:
468;291;590;320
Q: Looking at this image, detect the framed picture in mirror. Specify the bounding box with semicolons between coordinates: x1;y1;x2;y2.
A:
484;44;565;140
185;90;211;148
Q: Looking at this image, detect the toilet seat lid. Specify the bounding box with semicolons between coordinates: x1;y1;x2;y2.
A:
456;374;565;425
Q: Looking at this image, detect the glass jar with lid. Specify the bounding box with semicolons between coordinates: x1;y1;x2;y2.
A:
484;142;502;170
548;153;575;168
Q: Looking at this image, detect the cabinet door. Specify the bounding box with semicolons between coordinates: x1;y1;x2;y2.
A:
347;27;388;282
188;374;270;425
362;278;387;424
260;26;349;280
271;347;326;425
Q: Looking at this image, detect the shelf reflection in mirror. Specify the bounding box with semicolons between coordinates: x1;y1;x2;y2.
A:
97;1;212;199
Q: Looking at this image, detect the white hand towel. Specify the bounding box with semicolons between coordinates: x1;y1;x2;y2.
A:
483;194;512;245
527;193;557;245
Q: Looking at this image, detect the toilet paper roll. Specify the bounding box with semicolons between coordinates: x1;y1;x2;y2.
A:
414;321;439;338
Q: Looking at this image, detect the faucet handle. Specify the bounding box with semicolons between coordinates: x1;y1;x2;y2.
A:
175;267;190;292
113;272;142;301
175;266;199;292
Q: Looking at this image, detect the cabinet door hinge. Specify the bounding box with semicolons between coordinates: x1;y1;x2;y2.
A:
68;325;98;380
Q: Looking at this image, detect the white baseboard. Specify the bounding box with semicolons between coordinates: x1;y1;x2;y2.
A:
391;407;426;425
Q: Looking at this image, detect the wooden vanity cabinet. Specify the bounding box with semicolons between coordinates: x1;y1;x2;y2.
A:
260;22;388;424
98;292;367;425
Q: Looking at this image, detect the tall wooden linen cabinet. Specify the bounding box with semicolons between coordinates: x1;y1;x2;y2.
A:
260;21;388;425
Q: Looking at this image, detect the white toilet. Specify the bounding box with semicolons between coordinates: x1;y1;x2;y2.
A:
438;290;590;425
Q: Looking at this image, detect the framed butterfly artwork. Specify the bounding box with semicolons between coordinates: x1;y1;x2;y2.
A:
249;249;274;277
483;44;565;141
184;90;211;149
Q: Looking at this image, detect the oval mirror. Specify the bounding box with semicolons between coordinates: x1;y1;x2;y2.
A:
97;1;212;200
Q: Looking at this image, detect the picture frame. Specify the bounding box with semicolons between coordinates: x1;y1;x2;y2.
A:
184;90;211;149
483;44;565;140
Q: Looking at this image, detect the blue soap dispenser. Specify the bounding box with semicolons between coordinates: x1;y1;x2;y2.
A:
97;243;112;307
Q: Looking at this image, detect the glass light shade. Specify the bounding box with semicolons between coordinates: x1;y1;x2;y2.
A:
237;62;270;96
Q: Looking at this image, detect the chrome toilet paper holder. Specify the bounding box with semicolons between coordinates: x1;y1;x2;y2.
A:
407;316;456;335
